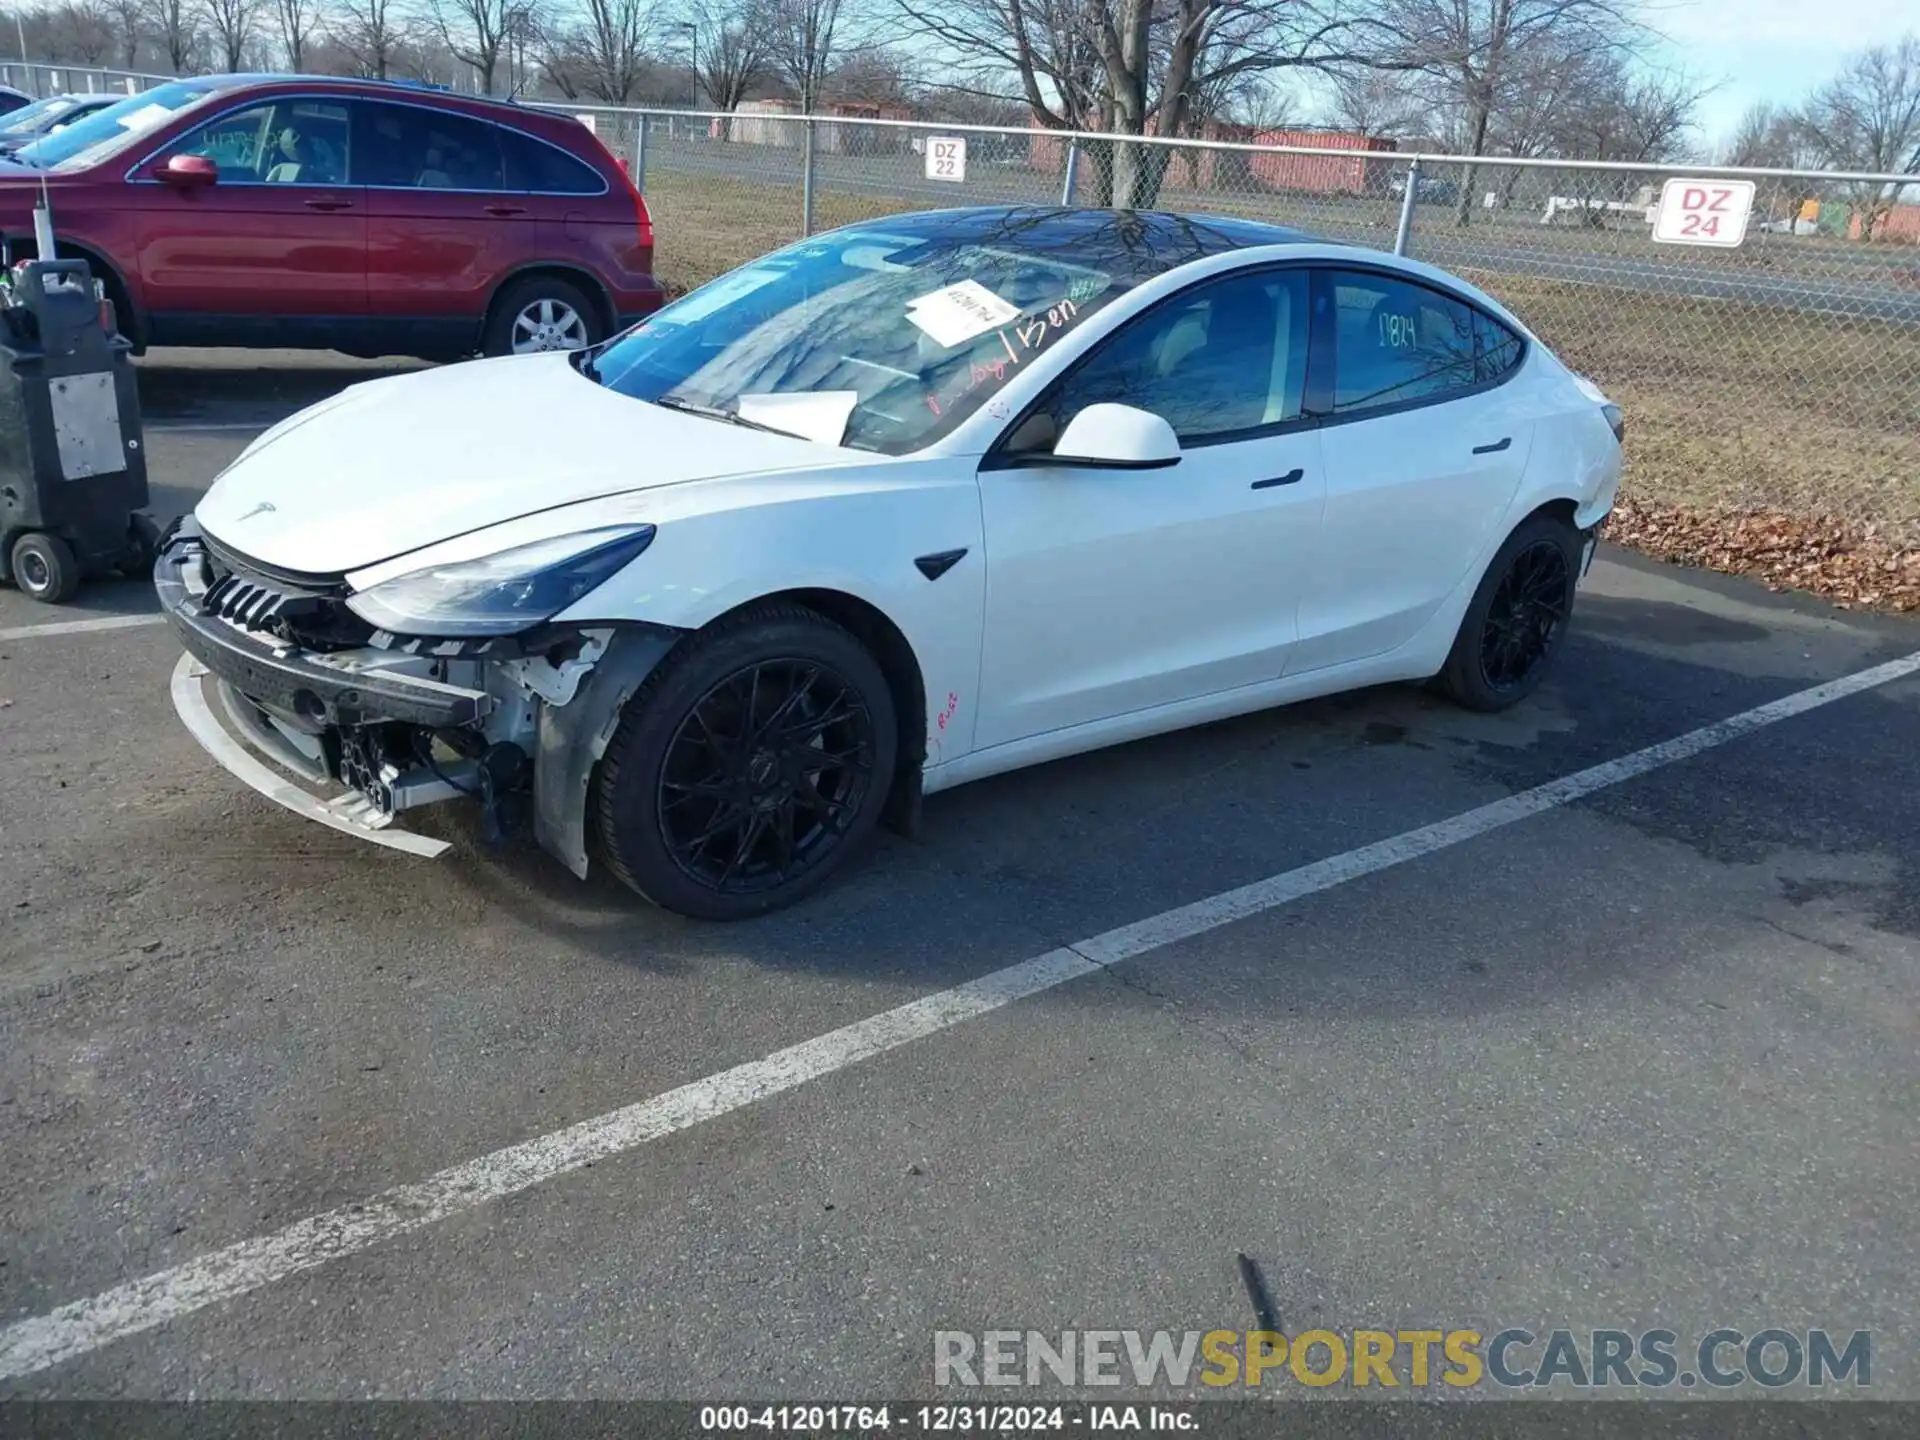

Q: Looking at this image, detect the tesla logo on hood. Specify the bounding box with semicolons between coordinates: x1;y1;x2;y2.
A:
235;501;277;522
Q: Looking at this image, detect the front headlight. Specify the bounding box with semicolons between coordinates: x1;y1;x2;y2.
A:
345;525;656;637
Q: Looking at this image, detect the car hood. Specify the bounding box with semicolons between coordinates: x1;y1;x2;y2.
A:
195;353;853;575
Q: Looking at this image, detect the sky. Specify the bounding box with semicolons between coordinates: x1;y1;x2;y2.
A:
1651;0;1917;152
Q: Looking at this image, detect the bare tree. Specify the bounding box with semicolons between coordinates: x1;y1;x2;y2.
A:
546;0;650;102
1724;102;1799;169
105;0;145;65
273;0;318;67
146;0;198;68
1326;67;1425;136
429;0;514;92
331;0;400;76
767;0;865;112
1373;0;1645;224
49;0;119;63
1796;35;1920;238
894;0;1411;206
683;0;770;118
202;0;260;68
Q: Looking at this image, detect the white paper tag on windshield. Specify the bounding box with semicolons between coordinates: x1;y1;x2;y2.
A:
736;391;859;446
906;279;1020;348
116;103;175;134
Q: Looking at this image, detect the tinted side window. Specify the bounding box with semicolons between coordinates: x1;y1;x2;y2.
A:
1474;309;1524;381
499;127;605;194
1328;271;1478;415
351;101;503;190
1032;268;1311;447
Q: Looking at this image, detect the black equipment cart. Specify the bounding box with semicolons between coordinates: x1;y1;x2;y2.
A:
0;259;153;604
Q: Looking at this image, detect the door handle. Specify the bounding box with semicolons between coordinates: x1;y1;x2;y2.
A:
1250;468;1304;490
485;203;527;217
303;196;353;211
1472;437;1512;454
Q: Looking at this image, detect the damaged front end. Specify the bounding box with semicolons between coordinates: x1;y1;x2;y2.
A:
155;516;679;871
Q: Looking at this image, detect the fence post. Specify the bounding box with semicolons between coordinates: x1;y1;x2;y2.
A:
124;77;137;95
632;112;648;194
1061;140;1080;205
1393;156;1420;257
801;118;816;237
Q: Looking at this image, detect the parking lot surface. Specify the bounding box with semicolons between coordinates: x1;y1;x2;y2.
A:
1;352;1916;1399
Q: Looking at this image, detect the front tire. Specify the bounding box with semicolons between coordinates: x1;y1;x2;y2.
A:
1436;513;1580;712
10;532;80;604
593;603;898;920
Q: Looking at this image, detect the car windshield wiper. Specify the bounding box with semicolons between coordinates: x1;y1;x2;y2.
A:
650;393;787;435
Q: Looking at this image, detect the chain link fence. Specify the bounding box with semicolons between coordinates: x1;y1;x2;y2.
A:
544;104;1920;543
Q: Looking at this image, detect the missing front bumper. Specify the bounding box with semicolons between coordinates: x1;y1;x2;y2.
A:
169;654;454;859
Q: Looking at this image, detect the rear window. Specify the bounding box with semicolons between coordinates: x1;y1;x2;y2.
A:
500;127;605;194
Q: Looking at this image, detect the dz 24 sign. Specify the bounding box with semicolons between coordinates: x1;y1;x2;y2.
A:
1652;178;1755;247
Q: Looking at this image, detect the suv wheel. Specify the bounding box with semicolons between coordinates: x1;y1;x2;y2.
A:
483;276;603;357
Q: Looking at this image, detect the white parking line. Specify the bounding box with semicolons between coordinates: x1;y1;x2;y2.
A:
2;648;1917;1381
0;614;168;643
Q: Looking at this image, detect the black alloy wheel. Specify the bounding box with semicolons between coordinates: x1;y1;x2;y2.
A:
593;602;898;919
657;658;878;896
1478;537;1572;692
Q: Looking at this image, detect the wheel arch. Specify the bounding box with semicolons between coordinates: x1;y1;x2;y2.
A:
1527;497;1581;528
485;262;618;341
536;586;931;881
4;234;146;351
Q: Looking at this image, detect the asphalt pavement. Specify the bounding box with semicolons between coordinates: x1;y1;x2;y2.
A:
0;352;1916;1402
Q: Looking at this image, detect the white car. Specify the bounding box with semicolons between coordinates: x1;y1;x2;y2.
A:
157;206;1623;919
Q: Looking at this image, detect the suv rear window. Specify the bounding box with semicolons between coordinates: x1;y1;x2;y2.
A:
500;128;605;194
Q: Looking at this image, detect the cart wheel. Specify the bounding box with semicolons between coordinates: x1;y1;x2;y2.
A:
10;532;81;604
122;513;162;576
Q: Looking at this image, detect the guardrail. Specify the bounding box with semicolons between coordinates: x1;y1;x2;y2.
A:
1;61;174;98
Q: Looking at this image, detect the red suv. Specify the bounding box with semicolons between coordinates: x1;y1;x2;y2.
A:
0;75;663;358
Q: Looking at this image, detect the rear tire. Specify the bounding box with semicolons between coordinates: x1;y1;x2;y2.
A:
1436;513;1580;712
11;532;80;604
593;602;898;920
482;276;603;358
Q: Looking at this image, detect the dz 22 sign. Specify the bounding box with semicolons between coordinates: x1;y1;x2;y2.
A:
1652;178;1756;247
925;136;967;183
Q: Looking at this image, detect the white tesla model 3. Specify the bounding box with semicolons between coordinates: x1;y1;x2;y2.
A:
157;206;1623;919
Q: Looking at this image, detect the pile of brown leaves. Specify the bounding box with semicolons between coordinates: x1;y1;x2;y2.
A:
1608;495;1920;613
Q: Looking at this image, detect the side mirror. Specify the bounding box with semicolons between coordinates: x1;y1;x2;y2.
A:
1050;403;1181;470
157;153;218;188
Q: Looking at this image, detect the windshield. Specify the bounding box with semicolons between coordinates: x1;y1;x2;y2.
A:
585;222;1132;455
0;96;80;138
14;81;227;170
